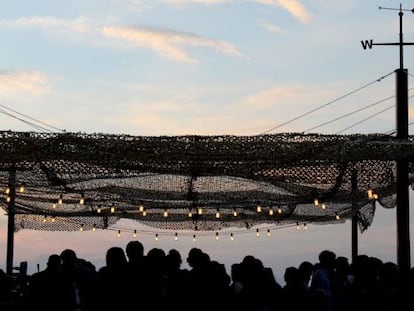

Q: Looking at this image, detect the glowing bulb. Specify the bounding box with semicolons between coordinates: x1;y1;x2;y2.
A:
233;209;238;217
117;230;121;237
215;209;220;219
6;196;10;203
215;232;219;241
52;203;57;209
139;204;144;212
133;230;137;237
256;229;260;237
110;205;115;213
373;193;378;200
192;234;196;242
80;224;84;232
142;210;147;216
155;233;159;241
296;222;300;230
174;232;178;241
93;224;97;232
197;207;203;215
230;233;234;241
269;208;274;216
321;203;326;210
51;217;55;222
277;207;282;214
256;205;262;213
267;229;271;237
367;189;373;199
5;187;10;194
335;213;340;220
314;198;319;206
188;209;193;218
19;185;25;193
79;194;85;205
163;209;168;217
304;223;308;230
58;195;63;205
97;205;102;213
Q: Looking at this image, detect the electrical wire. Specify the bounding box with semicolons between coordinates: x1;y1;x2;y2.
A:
260;71;394;134
0;103;65;133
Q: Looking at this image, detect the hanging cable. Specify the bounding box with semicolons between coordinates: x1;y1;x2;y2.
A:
335;105;395;134
303;95;394;133
260;71;394;134
0;103;65;133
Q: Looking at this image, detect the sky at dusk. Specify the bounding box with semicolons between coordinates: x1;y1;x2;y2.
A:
1;0;414;283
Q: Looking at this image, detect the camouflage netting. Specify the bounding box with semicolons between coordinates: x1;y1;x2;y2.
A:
0;131;413;233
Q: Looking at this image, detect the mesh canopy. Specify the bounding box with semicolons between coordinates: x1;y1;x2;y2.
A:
1;131;413;233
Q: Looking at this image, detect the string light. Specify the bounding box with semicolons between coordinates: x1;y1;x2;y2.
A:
215;232;219;241
139;204;144;212
155;233;159;241
133;229;137;237
97;205;102;213
6;196;10;203
117;230;121;237
304;223;308;230
192;234;196;242
174;232;178;241
215;209;220;219
197;207;203;215
110;204;115;213
367;188;373;199
277;206;282;214
58;194;63;205
296;222;300;230
268;207;274;216
230;233;234;241
267;229;271;237
18;184;25;193
256;205;262;213
321;203;326;210
80;224;84;232
5;187;10;194
188;208;193;218
314;198;319;206
52;203;57;209
79;194;85;205
233;208;238;217
335;213;340;220
256;228;260;237
142;210;147;216
163;209;168;218
93;224;97;232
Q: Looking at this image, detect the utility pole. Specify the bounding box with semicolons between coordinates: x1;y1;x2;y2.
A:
361;4;412;273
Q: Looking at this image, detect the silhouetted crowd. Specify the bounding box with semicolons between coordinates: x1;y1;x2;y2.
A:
1;243;413;311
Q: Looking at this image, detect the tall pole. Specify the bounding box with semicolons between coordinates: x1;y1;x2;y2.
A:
6;167;16;275
351;169;358;264
361;4;412;273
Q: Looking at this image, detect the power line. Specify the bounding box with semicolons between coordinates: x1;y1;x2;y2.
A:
260;71;394;134
335;105;395;134
0;103;65;133
303;95;394;133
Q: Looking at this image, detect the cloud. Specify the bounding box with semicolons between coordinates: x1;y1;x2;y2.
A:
255;0;313;24
260;21;285;34
0;70;49;95
163;0;233;4
102;26;242;63
0;16;93;33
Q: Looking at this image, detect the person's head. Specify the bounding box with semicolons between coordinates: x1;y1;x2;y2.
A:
125;240;144;262
106;246;127;268
46;254;61;271
60;249;78;268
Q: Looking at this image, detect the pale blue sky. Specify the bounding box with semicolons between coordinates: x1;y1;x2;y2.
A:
1;0;414;282
1;0;413;135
